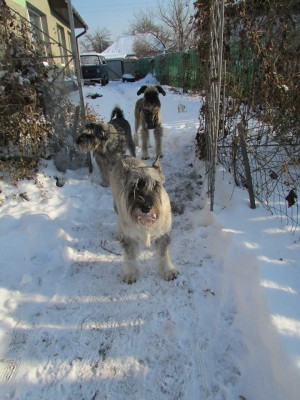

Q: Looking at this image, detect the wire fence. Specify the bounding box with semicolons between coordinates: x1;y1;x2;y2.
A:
194;0;300;231
218;124;299;229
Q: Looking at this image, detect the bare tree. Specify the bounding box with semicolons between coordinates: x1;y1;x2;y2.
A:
157;0;195;51
79;27;112;53
129;10;170;49
133;36;164;58
130;10;159;35
129;0;195;52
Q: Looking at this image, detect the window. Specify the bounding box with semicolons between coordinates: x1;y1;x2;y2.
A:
57;24;68;69
27;5;50;56
67;32;75;75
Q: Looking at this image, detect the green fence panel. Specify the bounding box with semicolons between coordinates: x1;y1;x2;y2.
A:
135;50;204;91
135;47;258;94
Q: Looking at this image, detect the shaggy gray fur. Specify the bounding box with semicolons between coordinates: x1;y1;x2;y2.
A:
110;154;178;283
76;106;135;187
134;85;166;160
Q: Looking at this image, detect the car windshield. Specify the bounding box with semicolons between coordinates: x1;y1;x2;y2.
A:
80;55;101;66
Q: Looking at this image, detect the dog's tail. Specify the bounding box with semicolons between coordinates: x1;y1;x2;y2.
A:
110;106;124;120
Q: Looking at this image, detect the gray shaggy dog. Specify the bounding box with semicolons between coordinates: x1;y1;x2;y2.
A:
134;85;166;160
110;154;179;284
76;106;135;187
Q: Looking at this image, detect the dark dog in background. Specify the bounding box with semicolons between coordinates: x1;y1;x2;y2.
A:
110;154;179;284
76;107;135;187
134;85;166;160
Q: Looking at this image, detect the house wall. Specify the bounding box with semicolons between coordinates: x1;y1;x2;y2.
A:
5;0;25;16
6;0;74;75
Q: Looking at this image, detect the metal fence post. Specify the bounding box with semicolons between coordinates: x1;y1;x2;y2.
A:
237;121;256;209
207;0;225;211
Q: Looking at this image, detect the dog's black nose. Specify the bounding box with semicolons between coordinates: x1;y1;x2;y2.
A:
141;205;151;214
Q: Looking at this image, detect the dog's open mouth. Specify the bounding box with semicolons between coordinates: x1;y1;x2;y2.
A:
136;210;157;225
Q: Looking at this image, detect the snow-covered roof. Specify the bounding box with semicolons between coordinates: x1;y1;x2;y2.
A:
80;52;105;57
101;33;165;60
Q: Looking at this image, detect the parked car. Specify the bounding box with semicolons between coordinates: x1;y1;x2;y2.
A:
79;53;109;85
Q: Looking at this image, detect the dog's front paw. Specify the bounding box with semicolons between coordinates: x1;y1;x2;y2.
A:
123;274;137;284
163;270;179;281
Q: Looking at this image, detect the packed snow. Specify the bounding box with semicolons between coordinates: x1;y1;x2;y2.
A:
0;75;299;400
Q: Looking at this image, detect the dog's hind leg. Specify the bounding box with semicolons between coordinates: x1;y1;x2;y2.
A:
154;234;179;281
154;126;163;158
120;236;140;284
126;131;136;157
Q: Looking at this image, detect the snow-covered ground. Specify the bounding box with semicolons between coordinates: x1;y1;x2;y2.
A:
0;76;299;400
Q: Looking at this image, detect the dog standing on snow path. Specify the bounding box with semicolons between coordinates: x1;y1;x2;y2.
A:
134;85;166;160
110;154;179;284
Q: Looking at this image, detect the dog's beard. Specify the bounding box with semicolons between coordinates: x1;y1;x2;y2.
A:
127;179;162;225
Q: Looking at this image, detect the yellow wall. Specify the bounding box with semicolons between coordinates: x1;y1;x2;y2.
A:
5;0;74;73
5;0;26;15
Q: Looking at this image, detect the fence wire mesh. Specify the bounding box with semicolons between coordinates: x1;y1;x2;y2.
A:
195;0;300;231
218;117;300;229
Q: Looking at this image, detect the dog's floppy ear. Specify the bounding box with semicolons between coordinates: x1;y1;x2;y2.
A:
90;123;104;137
137;85;147;96
84;122;102;137
156;85;166;96
91;121;109;138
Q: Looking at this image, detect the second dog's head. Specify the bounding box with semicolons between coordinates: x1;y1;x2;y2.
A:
125;155;165;226
76;122;109;152
137;85;166;104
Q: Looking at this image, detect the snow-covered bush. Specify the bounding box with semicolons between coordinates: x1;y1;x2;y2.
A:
0;1;79;180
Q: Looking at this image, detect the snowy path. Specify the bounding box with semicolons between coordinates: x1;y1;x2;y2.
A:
1;79;299;400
